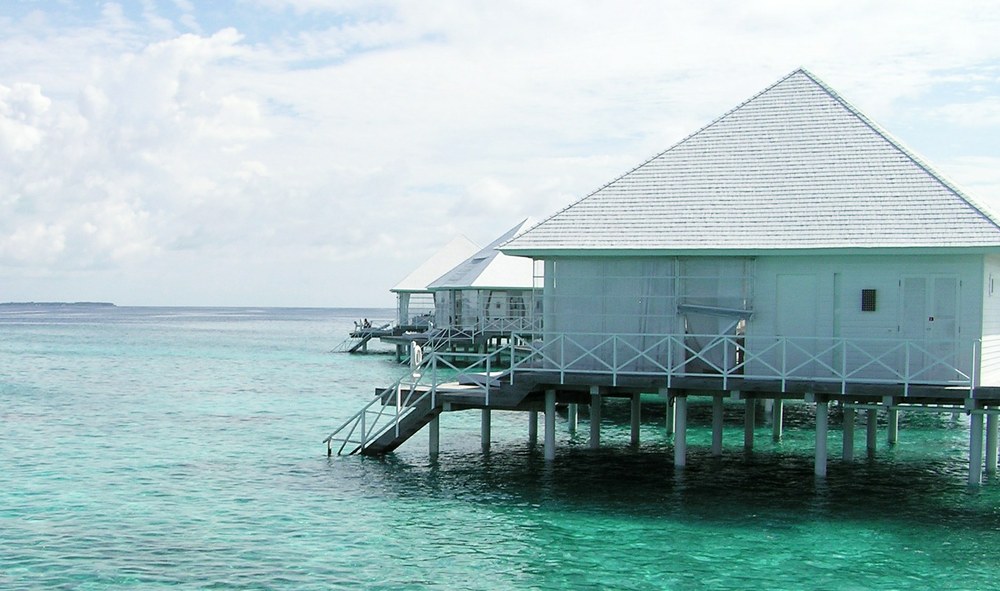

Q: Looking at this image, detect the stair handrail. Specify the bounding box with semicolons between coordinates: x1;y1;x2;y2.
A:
323;352;439;455
330;334;363;353
324;337;521;455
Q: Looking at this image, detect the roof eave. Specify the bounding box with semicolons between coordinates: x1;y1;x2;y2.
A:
500;246;1000;258
429;284;536;291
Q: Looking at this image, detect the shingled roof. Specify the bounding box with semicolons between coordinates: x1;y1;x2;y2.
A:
502;69;1000;255
429;219;535;290
391;235;480;293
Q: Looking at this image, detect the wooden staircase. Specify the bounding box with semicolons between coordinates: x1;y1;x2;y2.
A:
324;359;537;456
360;391;440;455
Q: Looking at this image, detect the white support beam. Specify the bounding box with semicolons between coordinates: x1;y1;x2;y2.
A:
567;403;578;433
674;396;688;468
429;415;440;458
481;409;491;453
712;396;724;457
544;389;556;461
815;400;829;478
772;399;784;442
590;386;602;449
661;388;675;435
744;396;755;452
866;409;878;456
988;414;999;475
970;412;984;485
887;408;899;445
842;406;855;462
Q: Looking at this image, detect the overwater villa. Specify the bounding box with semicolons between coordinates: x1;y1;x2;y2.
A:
340;235;479;354
327;69;1000;484
392;235;480;331
378;220;539;360
426;218;539;341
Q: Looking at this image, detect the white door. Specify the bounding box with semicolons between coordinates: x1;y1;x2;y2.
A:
775;274;819;377
900;276;959;382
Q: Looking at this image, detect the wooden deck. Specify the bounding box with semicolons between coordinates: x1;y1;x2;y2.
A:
504;370;1000;405
325;341;1000;484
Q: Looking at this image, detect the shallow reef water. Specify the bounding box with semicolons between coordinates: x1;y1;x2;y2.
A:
2;306;999;590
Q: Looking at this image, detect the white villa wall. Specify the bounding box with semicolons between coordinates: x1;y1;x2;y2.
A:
482;289;536;332
751;254;981;338
547;257;757;372
544;258;677;372
979;255;1000;386
749;254;983;383
547;258;677;335
433;288;536;332
542;253;987;384
397;292;435;328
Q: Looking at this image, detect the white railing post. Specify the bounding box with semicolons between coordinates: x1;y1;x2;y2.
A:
904;342;911;397
781;338;787;392
486;350;491;406
395;383;402;437
667;335;673;389
613;336;618;387
560;336;565;383
841;338;847;395
723;337;729;391
972;340;979;391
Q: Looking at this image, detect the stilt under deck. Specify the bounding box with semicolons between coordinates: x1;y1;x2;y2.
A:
324;355;1000;485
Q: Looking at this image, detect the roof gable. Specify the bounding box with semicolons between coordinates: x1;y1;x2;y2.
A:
429;218;536;290
503;69;1000;254
391;235;480;293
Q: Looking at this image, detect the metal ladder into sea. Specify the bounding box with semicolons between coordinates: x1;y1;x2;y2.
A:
323;341;531;456
330;334;370;353
330;323;393;354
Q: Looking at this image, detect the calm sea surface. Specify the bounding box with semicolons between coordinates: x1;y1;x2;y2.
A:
2;306;1000;590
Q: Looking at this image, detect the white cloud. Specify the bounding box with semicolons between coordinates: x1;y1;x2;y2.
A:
1;222;66;264
0;83;50;153
931;98;1000;127
936;156;1000;214
0;0;999;305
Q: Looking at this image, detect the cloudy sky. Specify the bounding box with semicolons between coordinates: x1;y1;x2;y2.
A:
2;1;999;307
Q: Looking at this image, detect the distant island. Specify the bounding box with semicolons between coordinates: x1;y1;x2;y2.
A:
0;302;117;307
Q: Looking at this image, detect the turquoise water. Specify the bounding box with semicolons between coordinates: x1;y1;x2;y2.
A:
2;306;1000;590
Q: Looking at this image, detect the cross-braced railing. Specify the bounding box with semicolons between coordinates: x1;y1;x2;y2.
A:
507;332;978;395
326;330;979;455
480;316;542;334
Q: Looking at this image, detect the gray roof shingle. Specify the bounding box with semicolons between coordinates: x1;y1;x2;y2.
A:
502;69;1000;254
428;218;535;290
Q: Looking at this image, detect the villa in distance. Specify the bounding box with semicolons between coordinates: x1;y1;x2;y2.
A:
327;68;1000;485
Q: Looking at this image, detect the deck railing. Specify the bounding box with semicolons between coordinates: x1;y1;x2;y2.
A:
326;331;979;454
323;344;510;455
507;332;978;395
480;316;542;334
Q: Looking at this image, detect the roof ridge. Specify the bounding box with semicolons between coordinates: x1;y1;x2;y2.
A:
429;219;534;289
505;68;1000;253
798;69;1000;231
520;69;812;238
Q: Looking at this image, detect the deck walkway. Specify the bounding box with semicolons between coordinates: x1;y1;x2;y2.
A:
325;333;1000;484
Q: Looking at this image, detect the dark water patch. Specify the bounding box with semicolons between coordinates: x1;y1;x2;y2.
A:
329;442;1000;535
